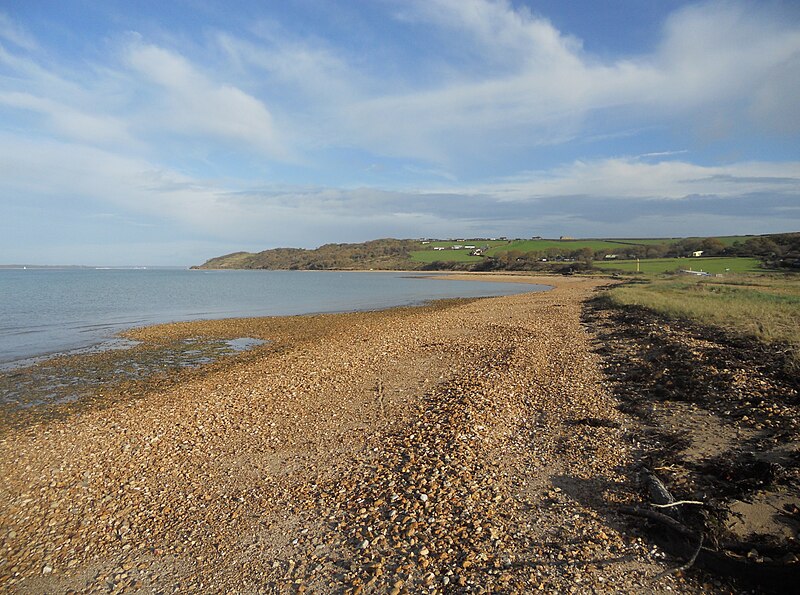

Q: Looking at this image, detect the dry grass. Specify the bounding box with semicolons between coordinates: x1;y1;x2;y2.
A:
606;274;800;366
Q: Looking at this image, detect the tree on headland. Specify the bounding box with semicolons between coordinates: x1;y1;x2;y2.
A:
578;247;594;265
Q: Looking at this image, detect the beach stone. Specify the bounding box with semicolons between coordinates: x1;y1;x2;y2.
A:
0;277;726;594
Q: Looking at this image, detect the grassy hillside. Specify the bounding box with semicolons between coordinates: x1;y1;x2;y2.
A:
487;239;646;254
410;237;672;264
412;236;759;262
195;233;798;271
194;239;420;270
696;235;758;246
199;251;255;269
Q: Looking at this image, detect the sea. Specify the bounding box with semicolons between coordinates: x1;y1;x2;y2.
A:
0;268;548;366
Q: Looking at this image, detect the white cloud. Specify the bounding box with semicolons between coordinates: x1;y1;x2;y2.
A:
0;133;233;231
397;0;584;71
464;158;800;201
653;2;800;111
1;125;797;267
123;41;289;159
750;51;800;133
216;30;358;103
0;91;133;146
328;0;800;162
0;28;292;160
3;3;798;170
0;43;86;103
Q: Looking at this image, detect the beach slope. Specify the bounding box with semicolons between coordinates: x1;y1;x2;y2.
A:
1;276;708;593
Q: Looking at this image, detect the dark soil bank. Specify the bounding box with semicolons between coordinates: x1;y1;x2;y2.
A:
584;291;800;593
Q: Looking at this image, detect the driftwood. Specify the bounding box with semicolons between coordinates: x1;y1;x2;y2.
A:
651;500;704;508
650;535;705;583
622;470;800;590
619;506;697;538
621;504;800;587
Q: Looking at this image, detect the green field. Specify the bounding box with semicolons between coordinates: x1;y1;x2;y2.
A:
687;235;756;247
411;236;765;265
412;239;509;263
595;257;761;275
410;250;484;263
606;274;800;367
485;239;628;255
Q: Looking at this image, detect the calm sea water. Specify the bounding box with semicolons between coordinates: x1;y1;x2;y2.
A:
0;269;547;365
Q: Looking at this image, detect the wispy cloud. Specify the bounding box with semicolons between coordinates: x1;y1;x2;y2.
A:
2;2;798;167
338;0;800;162
466;158;800;201
0;91;133;146
0;12;38;51
124;39;289;159
1;128;795;245
638;150;689;158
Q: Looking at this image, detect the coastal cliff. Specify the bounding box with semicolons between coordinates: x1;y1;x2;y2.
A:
193;239;420;270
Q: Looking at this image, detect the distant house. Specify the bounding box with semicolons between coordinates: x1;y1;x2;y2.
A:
433;246;445;251
421;241;430;245
464;245;476;249
604;254;618;259
692;250;704;257
451;245;463;250
560;236;573;240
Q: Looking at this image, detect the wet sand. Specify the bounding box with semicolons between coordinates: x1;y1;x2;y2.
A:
0;275;716;593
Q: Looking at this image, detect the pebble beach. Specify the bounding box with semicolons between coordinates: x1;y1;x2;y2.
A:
0;275;716;593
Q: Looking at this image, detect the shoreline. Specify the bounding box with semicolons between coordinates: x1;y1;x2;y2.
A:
2;275;745;593
0;270;558;371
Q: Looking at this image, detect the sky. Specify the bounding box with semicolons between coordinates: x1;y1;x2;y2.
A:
1;0;799;266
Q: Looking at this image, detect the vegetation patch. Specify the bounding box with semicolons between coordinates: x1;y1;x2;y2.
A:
487;238;646;254
585;291;800;591
595;257;762;275
410;250;483;263
197;239;419;270
605;274;800;367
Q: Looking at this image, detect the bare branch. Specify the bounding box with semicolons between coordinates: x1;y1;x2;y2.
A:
651;500;704;508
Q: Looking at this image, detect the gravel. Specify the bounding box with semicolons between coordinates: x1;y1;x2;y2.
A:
0;275;716;593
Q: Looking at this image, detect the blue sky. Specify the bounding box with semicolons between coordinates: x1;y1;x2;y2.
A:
1;0;799;265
